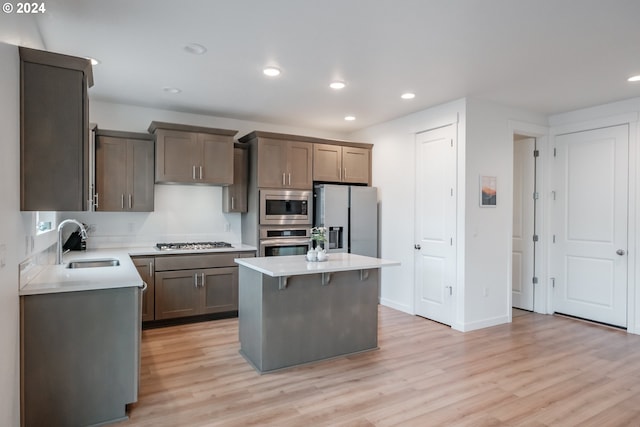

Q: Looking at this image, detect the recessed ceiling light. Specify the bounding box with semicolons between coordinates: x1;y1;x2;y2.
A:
184;43;207;55
401;92;416;99
330;81;346;90
163;87;181;94
263;67;281;77
628;75;640;82
344;115;356;121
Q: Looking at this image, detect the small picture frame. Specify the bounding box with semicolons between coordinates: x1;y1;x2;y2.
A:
480;175;497;207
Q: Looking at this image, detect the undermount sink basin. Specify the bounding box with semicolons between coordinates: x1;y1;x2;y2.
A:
66;258;120;269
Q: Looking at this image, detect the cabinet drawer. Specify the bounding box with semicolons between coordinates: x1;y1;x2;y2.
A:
155;253;240;271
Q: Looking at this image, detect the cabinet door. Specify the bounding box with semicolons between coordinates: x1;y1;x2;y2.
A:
342;146;371;184
257;138;287;188
313;143;342;182
200;133;234;184
155;129;198;183
155;270;200;319
223;146;248;212
287;141;313;189
200;267;238;314
132;257;155;322
128;139;155;211
95;136;128;211
21;61;88;211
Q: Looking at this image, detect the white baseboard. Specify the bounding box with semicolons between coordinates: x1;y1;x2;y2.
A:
379;298;413;315
457;314;510;332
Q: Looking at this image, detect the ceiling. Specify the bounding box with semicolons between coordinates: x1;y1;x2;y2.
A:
33;0;640;133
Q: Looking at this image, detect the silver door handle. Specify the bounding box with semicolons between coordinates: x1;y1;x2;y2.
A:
128;194;132;209
616;249;626;256
414;244;421;250
231;197;235;210
201;273;206;287
148;261;153;277
199;166;203;180
193;165;197;180
121;194;125;210
94;193;99;209
194;273;199;288
288;173;291;186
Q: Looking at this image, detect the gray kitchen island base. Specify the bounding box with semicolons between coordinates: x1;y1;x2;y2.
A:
238;266;380;373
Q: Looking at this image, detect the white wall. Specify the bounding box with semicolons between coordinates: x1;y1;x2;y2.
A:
350;98;466;316
65;101;351;247
0;14;45;426
463;98;546;330
351;97;547;332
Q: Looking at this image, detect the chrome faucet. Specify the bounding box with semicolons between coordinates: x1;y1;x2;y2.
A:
56;219;88;265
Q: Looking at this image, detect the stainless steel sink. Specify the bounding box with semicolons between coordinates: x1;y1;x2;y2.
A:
66;258;120;269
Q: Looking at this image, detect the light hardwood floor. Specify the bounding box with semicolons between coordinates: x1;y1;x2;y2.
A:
116;307;640;426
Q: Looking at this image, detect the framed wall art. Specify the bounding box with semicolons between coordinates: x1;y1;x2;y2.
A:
480;175;497;207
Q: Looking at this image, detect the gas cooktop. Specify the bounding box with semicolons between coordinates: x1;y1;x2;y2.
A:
155;242;234;251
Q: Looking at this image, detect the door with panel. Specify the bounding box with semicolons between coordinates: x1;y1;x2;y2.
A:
414;124;457;325
512;137;536;311
551;124;628;327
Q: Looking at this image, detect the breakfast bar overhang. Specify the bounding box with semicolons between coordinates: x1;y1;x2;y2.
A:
234;253;400;373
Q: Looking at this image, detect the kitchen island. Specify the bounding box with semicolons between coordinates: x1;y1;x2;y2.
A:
234;253;400;373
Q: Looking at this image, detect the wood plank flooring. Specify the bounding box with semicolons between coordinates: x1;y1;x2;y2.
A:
115;306;640;426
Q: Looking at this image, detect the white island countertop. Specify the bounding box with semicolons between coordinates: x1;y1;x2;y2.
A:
234;253;400;277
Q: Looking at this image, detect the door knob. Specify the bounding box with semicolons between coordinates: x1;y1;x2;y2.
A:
414;244;421;250
616;249;626;256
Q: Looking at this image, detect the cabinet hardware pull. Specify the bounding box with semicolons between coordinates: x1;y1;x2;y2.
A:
199;166;203;180
288;173;291;186
231;197;235;210
193;165;197;180
128;194;132;209
344;168;347;179
121;194;125;210
94;193;99;209
201;273;205;287
282;173;286;186
149;261;153;276
194;273;199;288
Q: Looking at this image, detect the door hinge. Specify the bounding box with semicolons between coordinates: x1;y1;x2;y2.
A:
533;149;540;157
552;235;556;243
533;234;539;242
450;139;453;147
551;190;556;200
450;237;453;246
553;147;557;157
532;276;538;284
551;277;556;288
533;192;539;200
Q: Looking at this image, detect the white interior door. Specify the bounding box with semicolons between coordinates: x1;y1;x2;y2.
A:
512;137;536;311
551;125;628;327
414;124;456;325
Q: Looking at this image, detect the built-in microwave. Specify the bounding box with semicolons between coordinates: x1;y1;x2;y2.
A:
259;189;312;225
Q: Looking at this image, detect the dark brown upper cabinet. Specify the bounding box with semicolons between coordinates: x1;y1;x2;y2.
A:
20;47;94;211
222;143;249;213
95;129;155;212
149;121;237;185
313;143;371;185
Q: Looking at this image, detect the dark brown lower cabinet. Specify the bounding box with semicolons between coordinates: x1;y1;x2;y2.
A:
132;256;155;322
155;267;238;319
153;252;253;321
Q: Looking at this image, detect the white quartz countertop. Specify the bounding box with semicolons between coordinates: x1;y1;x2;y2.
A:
20;245;257;296
234;253;400;277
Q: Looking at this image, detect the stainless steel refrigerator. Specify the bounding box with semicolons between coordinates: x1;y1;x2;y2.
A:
313;184;378;257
